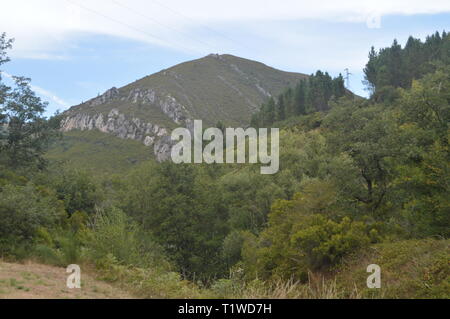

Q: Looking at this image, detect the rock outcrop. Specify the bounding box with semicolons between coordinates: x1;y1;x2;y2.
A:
61;82;194;161
61;108;173;161
87;87;120;107
125;88;188;124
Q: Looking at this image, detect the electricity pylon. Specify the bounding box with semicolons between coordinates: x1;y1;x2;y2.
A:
344;68;352;89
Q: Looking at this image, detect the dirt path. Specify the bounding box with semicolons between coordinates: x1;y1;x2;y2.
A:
0;261;134;299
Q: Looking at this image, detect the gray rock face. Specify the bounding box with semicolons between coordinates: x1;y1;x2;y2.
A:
60;108;172;161
126;88;156;104
154;135;175;162
124;88;188;124
87;87;120;107
61;84;195;162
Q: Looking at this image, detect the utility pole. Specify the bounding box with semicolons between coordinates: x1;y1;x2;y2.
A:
344;68;352;89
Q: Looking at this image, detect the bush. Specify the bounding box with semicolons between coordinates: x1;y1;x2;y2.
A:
85;207;168;269
95;253;204;298
0;183;66;256
33;244;63;266
291;216;372;269
241;186;378;281
222;231;246;268
44;167;103;216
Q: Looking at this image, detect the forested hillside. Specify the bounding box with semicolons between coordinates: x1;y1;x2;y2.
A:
365;31;450;101
0;31;449;299
250;71;348;127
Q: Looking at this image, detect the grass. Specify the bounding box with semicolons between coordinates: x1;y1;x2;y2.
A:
91;239;448;299
42;236;450;299
2;238;448;299
209;277;357;299
335;238;450;298
0;278;29;292
46;130;155;176
0;260;133;299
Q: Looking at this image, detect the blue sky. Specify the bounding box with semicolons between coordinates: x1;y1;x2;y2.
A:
1;0;449;116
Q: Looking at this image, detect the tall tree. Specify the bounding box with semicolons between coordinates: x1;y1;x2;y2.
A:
0;34;61;169
363;31;450;98
277;94;286;121
294;80;306;115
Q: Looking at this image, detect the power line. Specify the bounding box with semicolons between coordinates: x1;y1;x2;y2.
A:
149;0;252;52
107;0;218;52
64;0;198;54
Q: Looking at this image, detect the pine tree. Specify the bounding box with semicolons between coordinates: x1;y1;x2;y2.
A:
294;80;306;115
363;46;378;93
332;74;346;98
277;94;286;121
363;31;449;99
263;97;276;126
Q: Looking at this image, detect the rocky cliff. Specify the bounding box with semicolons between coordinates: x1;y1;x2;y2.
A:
61;86;189;161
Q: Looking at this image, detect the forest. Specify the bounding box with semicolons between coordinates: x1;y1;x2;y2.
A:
0;31;449;298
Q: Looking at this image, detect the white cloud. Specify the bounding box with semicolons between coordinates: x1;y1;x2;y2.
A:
1;71;69;108
30;84;70;108
1;0;450;57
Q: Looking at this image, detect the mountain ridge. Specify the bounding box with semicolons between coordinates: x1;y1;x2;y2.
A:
60;54;308;160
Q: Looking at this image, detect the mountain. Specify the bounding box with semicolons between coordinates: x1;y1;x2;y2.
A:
60;54;307;161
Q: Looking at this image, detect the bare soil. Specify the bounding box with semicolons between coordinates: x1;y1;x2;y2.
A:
0;261;134;299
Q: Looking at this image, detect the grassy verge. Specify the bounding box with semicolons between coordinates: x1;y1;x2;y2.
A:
336;239;450;298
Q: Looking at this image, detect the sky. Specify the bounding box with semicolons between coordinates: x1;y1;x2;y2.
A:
0;0;449;116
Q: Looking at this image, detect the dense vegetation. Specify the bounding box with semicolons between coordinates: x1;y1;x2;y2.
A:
364;31;450;102
251;71;347;127
0;31;449;298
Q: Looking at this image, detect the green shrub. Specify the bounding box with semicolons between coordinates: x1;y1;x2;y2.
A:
56;233;82;265
0;183;66;256
33;244;63;266
44;167;103;216
68;210;89;232
95;253;204;298
222;231;246;268
241;186;378;281
85;207;168;269
291;216;372;269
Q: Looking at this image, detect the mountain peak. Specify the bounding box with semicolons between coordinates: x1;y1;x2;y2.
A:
61;55;307;160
